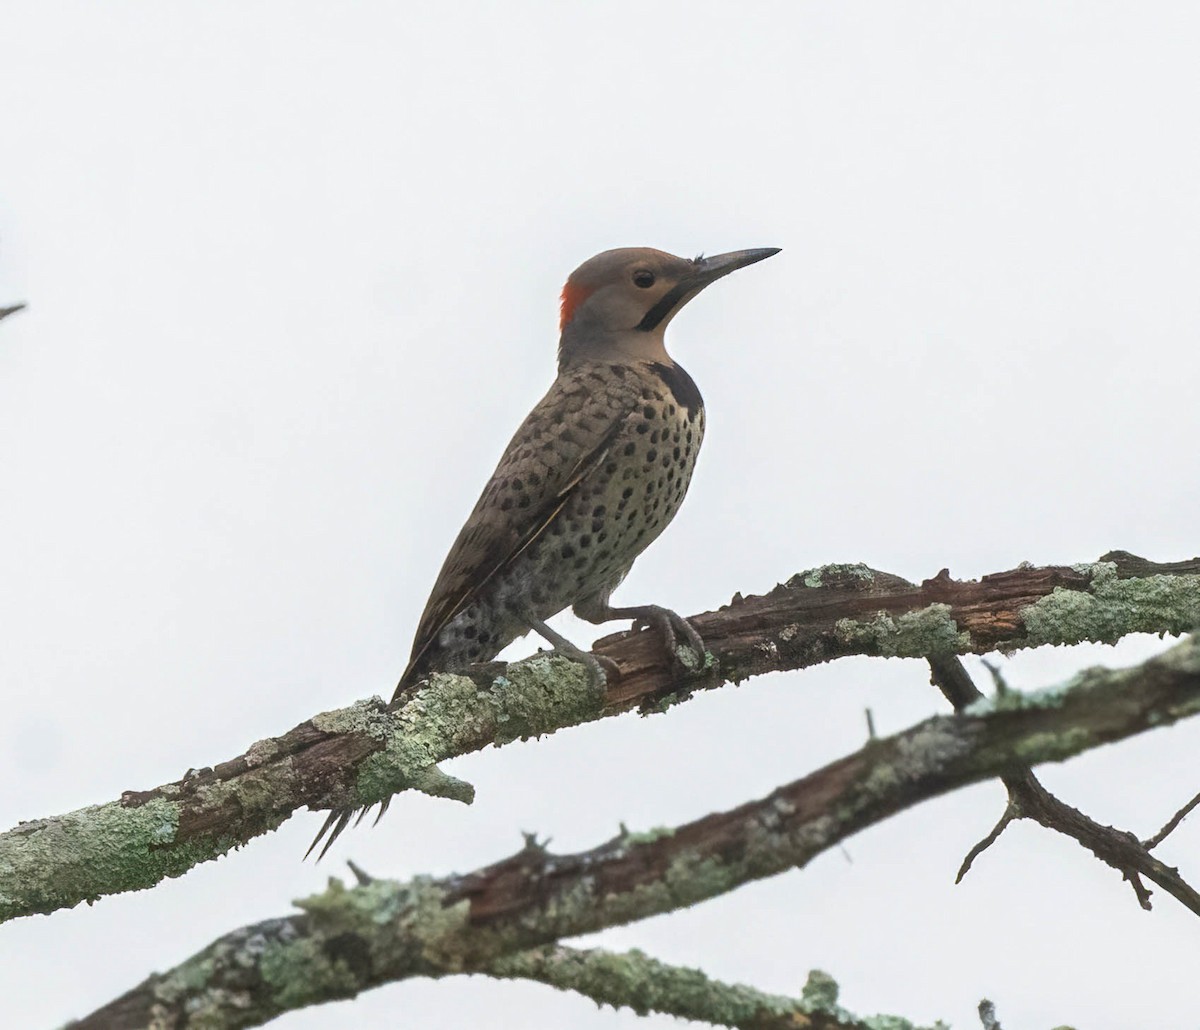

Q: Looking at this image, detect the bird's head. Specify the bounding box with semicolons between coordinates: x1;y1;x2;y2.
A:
557;246;780;369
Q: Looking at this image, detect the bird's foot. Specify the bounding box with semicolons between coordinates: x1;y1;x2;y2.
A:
582;651;621;692
527;613;617;696
542;643;617;695
631;605;706;673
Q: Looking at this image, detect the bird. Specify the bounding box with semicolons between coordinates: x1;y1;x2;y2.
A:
309;245;780;857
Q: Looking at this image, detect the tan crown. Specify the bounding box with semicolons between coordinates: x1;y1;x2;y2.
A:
557;246;780;369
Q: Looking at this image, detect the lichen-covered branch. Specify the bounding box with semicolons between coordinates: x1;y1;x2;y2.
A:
927;654;1200;916
4;552;1198;924
484;946;945;1030
73;636;1200;1028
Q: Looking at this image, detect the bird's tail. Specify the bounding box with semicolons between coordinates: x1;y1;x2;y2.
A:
306;634;502;860
392;655;425;701
305;649;431;860
304;797;393;862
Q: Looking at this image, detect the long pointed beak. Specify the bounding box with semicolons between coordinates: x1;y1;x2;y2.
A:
692;247;782;286
635;246;781;332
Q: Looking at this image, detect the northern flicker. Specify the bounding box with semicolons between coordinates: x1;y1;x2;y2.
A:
309;245;779;856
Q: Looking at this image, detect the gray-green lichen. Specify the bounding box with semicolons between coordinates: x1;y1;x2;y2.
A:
133;877;475;1025
567;849;740;935
257;932;360;1012
674;645;716;675
1009;727;1094;765
487;947;945;1030
801;968;841;1008
489;654;605;744
296;874;473;974
1019;563;1200;650
14;557;1200;933
639;690;685;715
970;636;1200;762
328;657;605;814
834;604;969;658
799;563;876;589
621;825;676;846
799;969;947;1030
309;696;392;737
846;721;975;821
0;796;237;923
67;621;1186;1025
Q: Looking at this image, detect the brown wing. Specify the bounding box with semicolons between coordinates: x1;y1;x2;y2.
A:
395;366;636;695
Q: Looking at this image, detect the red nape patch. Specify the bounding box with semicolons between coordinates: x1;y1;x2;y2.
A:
559;281;595;331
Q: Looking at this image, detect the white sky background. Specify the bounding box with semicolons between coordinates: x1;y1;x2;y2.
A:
2;2;1199;1027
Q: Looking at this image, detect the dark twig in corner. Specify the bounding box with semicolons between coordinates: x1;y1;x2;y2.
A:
0;302;26;323
927;652;1200;917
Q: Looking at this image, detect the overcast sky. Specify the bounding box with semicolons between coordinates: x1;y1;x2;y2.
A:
2;3;1199;1027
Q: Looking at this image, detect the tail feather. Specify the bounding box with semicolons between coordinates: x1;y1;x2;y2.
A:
305;808;355;862
305;797;396;861
308;643;467;860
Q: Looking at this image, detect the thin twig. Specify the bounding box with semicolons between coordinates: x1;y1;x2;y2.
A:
1144;789;1200;850
956;803;1018;884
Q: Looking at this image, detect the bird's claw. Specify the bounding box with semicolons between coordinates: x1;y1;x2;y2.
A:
633;606;706;673
671;612;706;661
595;652;621;681
579;651;620;696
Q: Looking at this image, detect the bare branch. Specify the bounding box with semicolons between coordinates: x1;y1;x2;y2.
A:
73;635;1200;1027
0;302;26;323
4;552;1198;924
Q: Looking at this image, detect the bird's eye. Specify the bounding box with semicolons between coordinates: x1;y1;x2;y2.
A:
632;270;656;289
